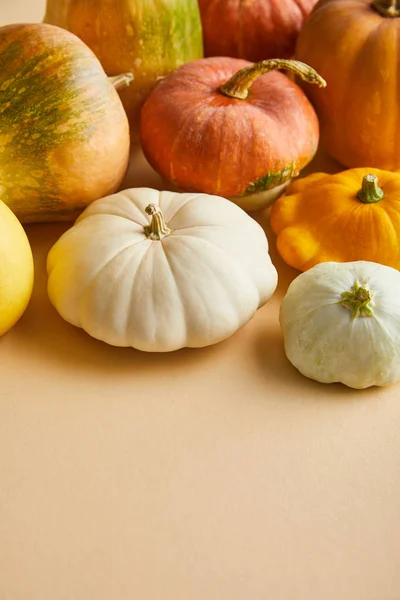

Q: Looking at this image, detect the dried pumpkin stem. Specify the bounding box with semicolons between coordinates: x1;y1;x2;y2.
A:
109;72;134;91
372;0;400;17
339;283;374;320
357;174;384;204
219;59;327;100
144;204;172;240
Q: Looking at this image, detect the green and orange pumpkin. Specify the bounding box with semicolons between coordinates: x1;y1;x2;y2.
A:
140;57;326;211
0;23;131;223
44;0;204;135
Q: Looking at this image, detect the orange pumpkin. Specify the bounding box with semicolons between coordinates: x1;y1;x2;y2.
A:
295;0;400;170
198;0;319;62
270;168;400;271
140;57;326;211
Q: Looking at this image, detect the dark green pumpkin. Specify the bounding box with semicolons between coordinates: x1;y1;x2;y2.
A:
0;23;130;223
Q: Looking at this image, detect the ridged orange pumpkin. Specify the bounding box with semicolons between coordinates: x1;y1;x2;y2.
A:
0;23;131;223
295;0;400;170
198;0;319;62
270;168;400;271
44;0;204;135
140;57;326;211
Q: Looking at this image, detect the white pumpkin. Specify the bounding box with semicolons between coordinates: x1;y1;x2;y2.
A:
280;260;400;389
47;187;278;351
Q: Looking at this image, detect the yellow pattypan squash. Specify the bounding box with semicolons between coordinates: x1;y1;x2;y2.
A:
270;168;400;272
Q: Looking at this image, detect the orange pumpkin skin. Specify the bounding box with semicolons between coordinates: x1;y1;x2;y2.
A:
270;168;400;272
198;0;319;62
295;0;400;170
139;57;320;201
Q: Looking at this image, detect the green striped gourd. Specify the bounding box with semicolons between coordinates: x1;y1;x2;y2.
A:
44;0;204;136
0;23;131;223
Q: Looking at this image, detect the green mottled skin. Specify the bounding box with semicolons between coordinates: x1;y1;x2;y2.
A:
245;164;296;195
44;0;204;133
0;24;126;222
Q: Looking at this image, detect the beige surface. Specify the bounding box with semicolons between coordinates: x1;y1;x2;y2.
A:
1;2;400;599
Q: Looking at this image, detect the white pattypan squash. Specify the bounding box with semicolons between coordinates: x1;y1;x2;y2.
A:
280;261;400;389
47;188;278;351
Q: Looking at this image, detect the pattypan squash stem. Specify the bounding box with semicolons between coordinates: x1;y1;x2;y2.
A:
339;282;374;320
144;204;172;240
357;174;384;204
372;0;400;17
109;73;134;91
219;59;326;100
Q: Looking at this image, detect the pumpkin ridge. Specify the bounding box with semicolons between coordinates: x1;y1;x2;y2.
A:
77;202;150;227
276;226;320;269
372;202;400;253
78;238;149;310
214;105;231;195
373;19;398;169
162;193;209;225
173;231;262;302
158;239;188;341
124;242;155;345
170;223;243;232
285;171;328;195
83;245;136;340
167;104;218;186
270;193;304;231
341;22;382;165
163;234;259;326
301;204;362;260
280;300;341;329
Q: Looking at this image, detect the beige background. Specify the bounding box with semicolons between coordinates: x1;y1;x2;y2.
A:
1;2;400;599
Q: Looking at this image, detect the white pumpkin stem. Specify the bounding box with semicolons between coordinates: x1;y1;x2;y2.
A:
144;204;172;240
109;73;134;91
339;282;374;320
219;59;326;100
372;0;400;17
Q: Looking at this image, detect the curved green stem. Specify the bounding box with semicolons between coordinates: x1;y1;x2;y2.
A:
339;282;374;320
144;204;172;240
219;59;326;100
372;0;400;17
357;174;384;204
